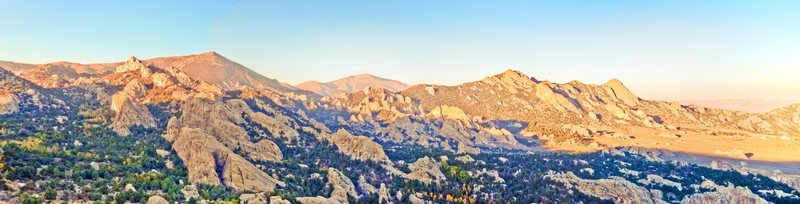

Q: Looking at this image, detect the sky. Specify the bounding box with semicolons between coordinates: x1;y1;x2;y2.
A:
1;0;798;101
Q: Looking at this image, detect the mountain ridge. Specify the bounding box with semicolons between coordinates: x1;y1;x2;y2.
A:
4;51;315;96
297;73;409;97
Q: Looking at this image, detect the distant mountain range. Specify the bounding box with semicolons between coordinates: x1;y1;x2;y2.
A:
681;99;800;113
297;74;409;97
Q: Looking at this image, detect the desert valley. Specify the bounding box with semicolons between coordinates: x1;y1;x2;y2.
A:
0;52;797;203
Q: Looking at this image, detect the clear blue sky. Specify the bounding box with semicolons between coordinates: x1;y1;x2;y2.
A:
1;0;798;100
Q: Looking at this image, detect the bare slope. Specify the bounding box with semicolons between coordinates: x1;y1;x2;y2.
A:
297;74;409;97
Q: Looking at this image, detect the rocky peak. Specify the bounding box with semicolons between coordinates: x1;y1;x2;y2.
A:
481;69;537;90
199;51;221;57
115;56;150;73
602;78;640;107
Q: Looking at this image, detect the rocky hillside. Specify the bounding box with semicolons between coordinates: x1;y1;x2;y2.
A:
395;69;800;161
0;66;70;116
297;74;409;97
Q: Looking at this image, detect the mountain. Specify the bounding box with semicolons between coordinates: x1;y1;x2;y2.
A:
144;52;303;93
395;69;800;160
1;56;799;204
297;74;409;97
0;60;118;75
0;60;38;73
682;99;800;113
5;52;310;95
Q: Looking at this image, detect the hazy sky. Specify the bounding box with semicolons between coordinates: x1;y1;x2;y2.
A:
1;0;798;100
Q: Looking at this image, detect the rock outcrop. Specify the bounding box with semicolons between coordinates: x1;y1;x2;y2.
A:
240;193;268;204
323;129;391;163
378;183;392;203
297;168;358;204
545;171;667;204
405;157;446;184
427;105;471;125
0;94;19;115
681;186;767;204
116;56;150;73
166;98;282;162
164;98;285;193
170;127;283;192
603;79;640;107
110;85;156;135
534;82;581;113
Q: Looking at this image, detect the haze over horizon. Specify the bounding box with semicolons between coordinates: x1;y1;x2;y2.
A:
1;0;798;101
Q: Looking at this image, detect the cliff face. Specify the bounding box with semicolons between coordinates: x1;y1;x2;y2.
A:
170;127;284;192
109;89;156;136
164;98;286;192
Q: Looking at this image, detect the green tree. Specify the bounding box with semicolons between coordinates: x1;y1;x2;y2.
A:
19;194;44;204
45;188;58;200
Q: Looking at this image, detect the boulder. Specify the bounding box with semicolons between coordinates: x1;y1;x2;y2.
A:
124;183;137;192
327;168;359;200
240;193;268;204
181;184;200;201
146;196;169;204
0;94;19;115
252;140;283;162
